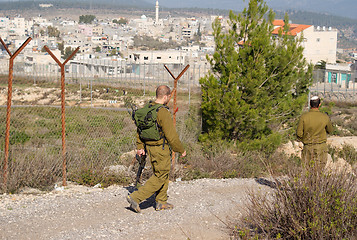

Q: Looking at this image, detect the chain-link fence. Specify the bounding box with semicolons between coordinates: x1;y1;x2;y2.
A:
0;59;209;104
311;69;357;102
2;58;357;192
0;104;141;192
0;58;204;193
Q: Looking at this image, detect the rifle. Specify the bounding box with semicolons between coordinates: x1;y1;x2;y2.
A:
124;98;137;121
135;153;146;188
124;97;146;187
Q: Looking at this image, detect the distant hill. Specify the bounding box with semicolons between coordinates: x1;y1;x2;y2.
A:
0;0;152;10
275;10;357;29
0;0;355;20
156;0;357;20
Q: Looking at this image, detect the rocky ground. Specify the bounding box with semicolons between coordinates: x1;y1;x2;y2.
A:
0;178;272;240
0;136;356;240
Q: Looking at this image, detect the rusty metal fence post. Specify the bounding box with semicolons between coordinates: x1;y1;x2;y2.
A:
164;64;190;175
44;45;80;187
0;37;32;191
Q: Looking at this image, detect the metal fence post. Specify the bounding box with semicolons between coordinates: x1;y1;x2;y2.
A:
164;64;190;176
44;45;80;187
0;37;32;191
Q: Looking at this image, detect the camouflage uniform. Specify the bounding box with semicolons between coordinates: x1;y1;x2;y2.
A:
296;109;333;169
130;102;185;205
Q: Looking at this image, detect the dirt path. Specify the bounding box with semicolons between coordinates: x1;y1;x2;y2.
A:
0;178;271;240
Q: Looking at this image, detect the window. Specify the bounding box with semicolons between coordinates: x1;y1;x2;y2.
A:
144;56;148;60
157;56;161;59
316;38;320;42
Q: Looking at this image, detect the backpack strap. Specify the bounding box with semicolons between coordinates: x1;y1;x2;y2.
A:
152;103;169;150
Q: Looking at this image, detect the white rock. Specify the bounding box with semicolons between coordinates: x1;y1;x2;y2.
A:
325;154;354;175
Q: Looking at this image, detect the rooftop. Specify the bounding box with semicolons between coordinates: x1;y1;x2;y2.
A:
272;20;312;36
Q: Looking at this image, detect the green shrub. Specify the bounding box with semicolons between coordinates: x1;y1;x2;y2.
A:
68;168;130;187
223;169;238;179
9;130;30;145
238;132;282;155
320;101;335;115
67;153;132;188
338;144;357;166
183;169;211;180
235;169;357;239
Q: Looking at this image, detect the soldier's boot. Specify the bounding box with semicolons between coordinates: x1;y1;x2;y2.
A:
126;195;141;213
155;202;174;211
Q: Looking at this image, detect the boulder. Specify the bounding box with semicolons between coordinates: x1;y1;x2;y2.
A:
120;150;136;161
278;141;303;157
106;165;128;175
325;154;354;175
327;136;357;149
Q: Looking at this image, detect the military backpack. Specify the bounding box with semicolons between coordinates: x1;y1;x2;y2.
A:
133;102;168;141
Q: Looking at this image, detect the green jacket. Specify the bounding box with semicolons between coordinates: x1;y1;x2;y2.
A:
296;108;333;145
137;103;185;154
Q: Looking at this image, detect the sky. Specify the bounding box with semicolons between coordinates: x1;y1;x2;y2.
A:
155;0;357;19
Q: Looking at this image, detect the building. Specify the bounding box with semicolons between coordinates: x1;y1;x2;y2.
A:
127;50;187;64
324;64;353;88
92;26;104;36
272;20;337;64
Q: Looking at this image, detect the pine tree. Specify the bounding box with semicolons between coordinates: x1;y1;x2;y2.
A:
200;0;312;151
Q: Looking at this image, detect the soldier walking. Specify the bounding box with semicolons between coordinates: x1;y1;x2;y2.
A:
127;85;186;213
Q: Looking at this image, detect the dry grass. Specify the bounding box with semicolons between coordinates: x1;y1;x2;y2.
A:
0;106;137;193
1;146;62;193
326;101;357;136
234;168;357;239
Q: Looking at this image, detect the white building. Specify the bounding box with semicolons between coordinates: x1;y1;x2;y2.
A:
0;17;10;29
324;63;355;89
127;50;187;64
8;17;33;37
272;20;337;64
25;50;61;66
33;17;52;27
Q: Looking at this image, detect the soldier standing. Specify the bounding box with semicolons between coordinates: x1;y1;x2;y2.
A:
296;96;333;169
127;85;186;213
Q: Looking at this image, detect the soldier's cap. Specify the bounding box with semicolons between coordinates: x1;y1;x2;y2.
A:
311;96;319;101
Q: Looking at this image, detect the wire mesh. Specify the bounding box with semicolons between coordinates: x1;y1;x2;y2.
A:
3;61;356;192
0;60;203;192
311;69;357;102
